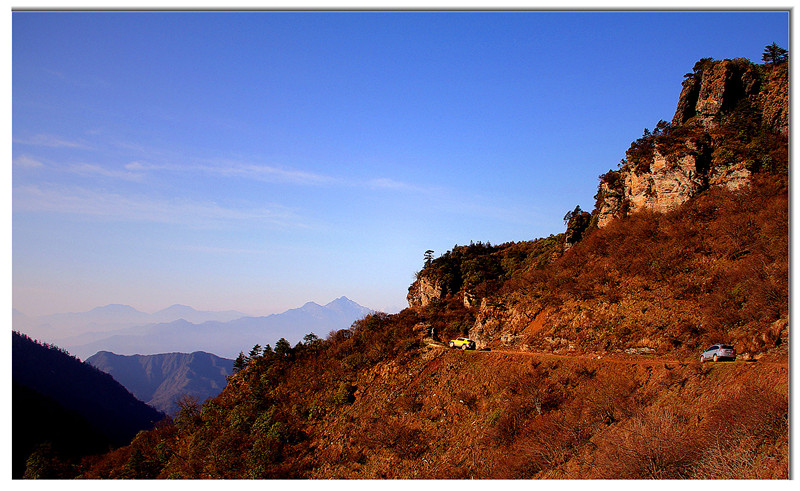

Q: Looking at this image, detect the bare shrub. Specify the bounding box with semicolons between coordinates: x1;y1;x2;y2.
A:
693;383;788;478
489;398;528;446
456;390;478;411
590;406;699;479
583;370;637;424
494;406;591;478
397;393;423;413
382;424;428;459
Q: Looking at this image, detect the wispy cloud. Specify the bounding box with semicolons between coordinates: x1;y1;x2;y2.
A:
69;163;145;182
123;158;435;194
13;184;303;229
121;159;342;186
367;177;438;194
13;155;45;168
14;134;91;149
124;161;160;172
206;162;345;186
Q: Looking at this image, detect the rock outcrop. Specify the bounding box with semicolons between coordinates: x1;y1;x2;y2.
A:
673;58;788;135
407;275;442;309
563;206;592;252
594;58;788;228
672;58;761;128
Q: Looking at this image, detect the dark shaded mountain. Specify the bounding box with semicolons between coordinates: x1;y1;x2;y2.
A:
12;332;165;478
65;296;374;359
12;382;110;478
86;351;235;415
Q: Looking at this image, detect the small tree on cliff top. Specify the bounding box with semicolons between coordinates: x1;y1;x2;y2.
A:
762;43;788;65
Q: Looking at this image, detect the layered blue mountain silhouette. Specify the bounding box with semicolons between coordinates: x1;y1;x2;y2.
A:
15;297;374;359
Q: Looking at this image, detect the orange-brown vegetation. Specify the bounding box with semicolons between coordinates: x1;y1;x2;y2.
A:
515;173;788;359
80;334;788;478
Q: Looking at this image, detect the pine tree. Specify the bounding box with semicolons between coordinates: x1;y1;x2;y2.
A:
233;351;248;373
762;42;788;65
303;333;320;346
275;338;292;357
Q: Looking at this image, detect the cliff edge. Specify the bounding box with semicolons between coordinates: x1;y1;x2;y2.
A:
594;58;787;228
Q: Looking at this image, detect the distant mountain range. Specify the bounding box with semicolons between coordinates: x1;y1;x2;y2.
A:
86;351;234;416
15;297;374;360
13;303;248;341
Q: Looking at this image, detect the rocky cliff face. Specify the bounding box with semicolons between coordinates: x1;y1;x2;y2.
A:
595;148;753;228
673;58;788;134
407;275;443;309
672;59;760;128
594;58;788;228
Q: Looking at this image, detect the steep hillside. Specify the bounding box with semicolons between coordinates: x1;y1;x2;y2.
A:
81;313;788;479
424;173;786;360
78;55;787;480
12;332;166;478
86;351;234;415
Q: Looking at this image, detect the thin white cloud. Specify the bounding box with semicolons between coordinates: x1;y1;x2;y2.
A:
13;155;44;168
123;161;155;171
13;184;303;229
69;163;145;182
120;159;341;186
367;177;436;194
202;161;344;186
122;157;433;194
14;134;91;149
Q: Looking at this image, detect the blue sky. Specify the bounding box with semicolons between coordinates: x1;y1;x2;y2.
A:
11;10;790;316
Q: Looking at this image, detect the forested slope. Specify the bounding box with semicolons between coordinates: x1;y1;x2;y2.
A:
12;332;165;478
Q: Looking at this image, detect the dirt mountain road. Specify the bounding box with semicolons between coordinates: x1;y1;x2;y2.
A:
439;345;790;369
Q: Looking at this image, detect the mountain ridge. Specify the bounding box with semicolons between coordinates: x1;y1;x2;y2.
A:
86;350;235;415
55;297;374;359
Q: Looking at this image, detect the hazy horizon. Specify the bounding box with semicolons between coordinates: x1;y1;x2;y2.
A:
12;10;789;318
13;294;387;319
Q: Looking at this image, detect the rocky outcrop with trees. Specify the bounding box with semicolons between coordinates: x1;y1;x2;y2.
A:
594;56;787;228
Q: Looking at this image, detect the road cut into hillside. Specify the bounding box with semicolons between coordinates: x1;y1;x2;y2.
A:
483;347;790;367
432;341;789;369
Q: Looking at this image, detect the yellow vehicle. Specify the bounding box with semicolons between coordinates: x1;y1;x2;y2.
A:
449;337;476;350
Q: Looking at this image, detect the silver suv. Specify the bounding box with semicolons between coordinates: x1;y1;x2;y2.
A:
700;344;736;362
